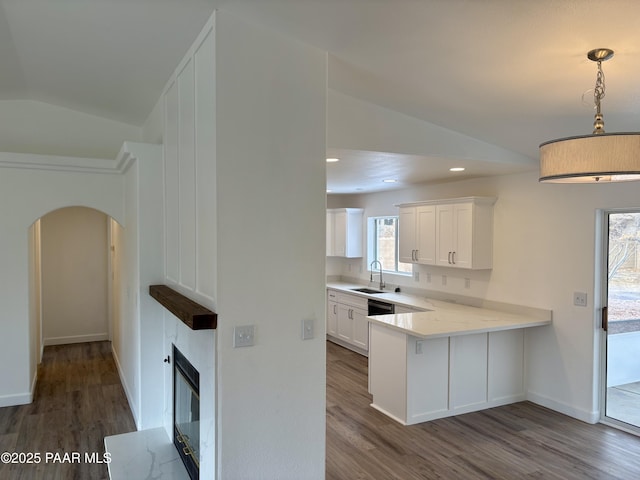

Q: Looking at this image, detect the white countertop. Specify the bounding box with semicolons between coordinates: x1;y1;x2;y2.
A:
326;282;436;311
327;282;551;339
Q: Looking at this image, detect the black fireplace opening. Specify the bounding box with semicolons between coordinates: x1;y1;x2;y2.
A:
173;344;200;480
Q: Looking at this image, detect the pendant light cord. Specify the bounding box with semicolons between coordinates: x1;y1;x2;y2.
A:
593;60;606;134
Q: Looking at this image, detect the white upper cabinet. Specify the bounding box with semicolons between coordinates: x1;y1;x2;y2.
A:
398;197;495;270
326;208;364;258
399;204;436;265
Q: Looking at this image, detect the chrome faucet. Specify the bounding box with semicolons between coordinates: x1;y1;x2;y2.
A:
369;260;385;290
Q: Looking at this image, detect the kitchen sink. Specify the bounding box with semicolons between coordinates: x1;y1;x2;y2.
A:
350;287;384;294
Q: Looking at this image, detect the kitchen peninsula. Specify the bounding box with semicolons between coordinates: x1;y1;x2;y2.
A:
367;299;551;425
326;282;551;426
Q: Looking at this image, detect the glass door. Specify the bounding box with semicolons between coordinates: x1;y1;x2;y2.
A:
604;211;640;432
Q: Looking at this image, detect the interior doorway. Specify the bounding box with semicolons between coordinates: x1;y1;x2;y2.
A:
602;211;640;434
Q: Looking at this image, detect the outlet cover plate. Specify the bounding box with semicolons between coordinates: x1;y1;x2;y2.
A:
574;292;588;307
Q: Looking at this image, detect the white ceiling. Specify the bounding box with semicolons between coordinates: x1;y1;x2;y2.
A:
3;0;640;193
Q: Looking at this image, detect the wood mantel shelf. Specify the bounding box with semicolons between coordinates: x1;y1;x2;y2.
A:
149;285;217;330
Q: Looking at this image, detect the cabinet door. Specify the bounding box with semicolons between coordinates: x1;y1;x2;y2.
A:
398;207;417;263
450;333;488;411
452;203;473;268
326;211;335;256
415;205;436;264
351;307;369;351
435;204;454;266
334;211;347;257
327;300;338;336
336;304;353;342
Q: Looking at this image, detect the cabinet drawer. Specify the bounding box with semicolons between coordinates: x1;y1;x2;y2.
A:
336;292;368;310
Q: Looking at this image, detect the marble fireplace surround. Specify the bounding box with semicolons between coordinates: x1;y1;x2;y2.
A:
105;286;217;479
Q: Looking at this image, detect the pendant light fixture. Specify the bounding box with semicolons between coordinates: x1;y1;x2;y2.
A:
539;48;640;183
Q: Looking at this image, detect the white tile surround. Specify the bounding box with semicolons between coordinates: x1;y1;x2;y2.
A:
105;427;189;480
164;311;216;480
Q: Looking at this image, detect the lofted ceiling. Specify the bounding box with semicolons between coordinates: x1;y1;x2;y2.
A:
3;0;640;193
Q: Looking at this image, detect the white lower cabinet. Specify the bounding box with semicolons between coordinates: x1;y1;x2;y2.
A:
450;333;488;411
351;307;369;351
336;303;354;342
327;290;338;337
327;290;369;355
369;324;525;425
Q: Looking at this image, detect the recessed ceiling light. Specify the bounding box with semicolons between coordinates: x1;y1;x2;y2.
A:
449;167;465;172
382;179;397;183
326;189;333;193
326;158;340;163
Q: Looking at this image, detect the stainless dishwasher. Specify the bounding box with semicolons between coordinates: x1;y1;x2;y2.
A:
368;298;395;316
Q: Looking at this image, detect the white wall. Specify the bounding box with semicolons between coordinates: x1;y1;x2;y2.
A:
327;89;532;166
122;143;165;431
0;154;125;407
215;12;327;479
40;207;109;346
105;143;165;431
27;219;42;392
330;170;640;423
0;100;142;159
110;216;124;393
153;12;327;478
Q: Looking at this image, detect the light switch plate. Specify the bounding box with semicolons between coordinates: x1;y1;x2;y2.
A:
233;325;255;347
302;318;314;340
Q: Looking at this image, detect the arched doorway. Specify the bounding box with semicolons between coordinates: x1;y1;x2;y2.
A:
40;206;110;346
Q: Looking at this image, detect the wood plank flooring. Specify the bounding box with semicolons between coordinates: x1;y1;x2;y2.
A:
326;340;640;480
5;339;640;479
0;341;136;480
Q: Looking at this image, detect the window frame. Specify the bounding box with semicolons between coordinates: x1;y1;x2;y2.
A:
368;215;412;276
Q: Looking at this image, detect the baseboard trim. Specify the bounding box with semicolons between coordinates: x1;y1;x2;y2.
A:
0;392;32;408
111;345;141;431
527;390;599;424
43;333;109;346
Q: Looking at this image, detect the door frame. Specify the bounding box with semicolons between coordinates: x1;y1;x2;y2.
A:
598;208;640;436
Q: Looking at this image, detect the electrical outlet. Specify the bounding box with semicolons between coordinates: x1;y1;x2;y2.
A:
302;318;314;340
416;340;424;355
442;275;447;286
574;292;588;307
233;325;255;347
426;272;431;283
414;271;420;282
465;278;471;289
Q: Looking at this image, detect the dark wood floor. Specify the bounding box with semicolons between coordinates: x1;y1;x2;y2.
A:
0;341;136;480
326;340;640;480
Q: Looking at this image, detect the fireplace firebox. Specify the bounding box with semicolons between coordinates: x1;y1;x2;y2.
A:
173;344;200;480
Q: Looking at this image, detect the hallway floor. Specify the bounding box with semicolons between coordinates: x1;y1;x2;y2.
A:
0;341;136;480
